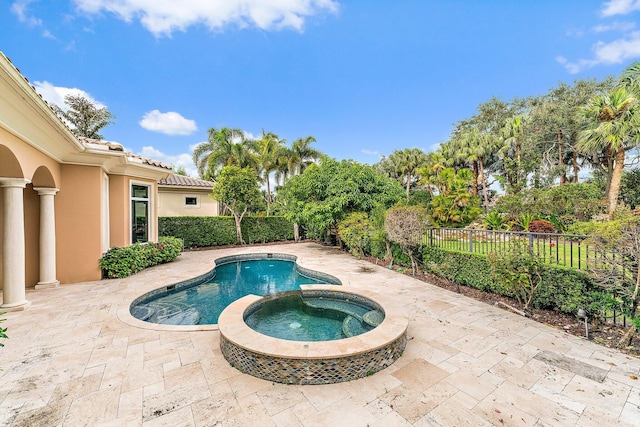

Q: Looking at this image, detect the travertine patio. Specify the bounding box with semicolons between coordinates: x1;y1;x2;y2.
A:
1;242;639;426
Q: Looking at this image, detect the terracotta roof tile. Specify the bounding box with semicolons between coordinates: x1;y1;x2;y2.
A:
78;136;172;170
159;174;214;188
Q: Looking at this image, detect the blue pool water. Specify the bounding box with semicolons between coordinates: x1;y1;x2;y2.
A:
244;292;377;341
131;259;331;325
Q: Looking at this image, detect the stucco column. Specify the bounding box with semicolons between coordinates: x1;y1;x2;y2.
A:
0;178;31;311
34;187;60;289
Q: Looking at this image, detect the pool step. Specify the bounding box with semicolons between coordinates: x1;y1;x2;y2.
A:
303;298;363;321
342;315;369;338
363;310;384;327
156;308;201;325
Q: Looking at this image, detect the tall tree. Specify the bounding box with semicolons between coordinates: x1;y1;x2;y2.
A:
51;94;115;139
446;125;498;211
278;157;404;240
192;127;255;180
428;168;481;226
212;166;262;244
500;115;527;192
289;136;322;175
527;78;614;186
417;149;449;196
577;87;640;216
254;131;286;215
387;148;429;197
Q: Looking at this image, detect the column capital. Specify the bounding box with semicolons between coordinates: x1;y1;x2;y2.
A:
0;177;31;188
33;187;60;196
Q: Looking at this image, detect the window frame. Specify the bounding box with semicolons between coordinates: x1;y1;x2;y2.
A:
130;180;154;244
184;195;199;208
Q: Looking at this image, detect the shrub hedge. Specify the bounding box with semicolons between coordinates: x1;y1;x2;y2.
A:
99;236;183;279
419;246;601;316
158;216;294;247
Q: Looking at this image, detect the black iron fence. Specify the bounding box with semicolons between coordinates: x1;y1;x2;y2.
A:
422;228;592;271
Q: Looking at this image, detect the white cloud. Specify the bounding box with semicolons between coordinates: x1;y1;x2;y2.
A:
602;0;640;16
33;81;107;110
72;0;339;37
139;110;197;136
557;31;640;73
593;21;636;32
139;146;199;177
42;29;56;39
11;0;42;27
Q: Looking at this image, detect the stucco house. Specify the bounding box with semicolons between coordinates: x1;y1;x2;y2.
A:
0;52;172;311
158;175;219;217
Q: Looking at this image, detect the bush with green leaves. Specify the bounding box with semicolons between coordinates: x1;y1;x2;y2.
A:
493;183;605;228
159;216;293;247
385;205;430;275
337;212;372;258
510;213;537;231
99;237;183;279
420;246;601;316
484;211;507;230
487;240;546;313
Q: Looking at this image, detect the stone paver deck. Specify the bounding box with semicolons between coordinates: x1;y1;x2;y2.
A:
1;242;640;426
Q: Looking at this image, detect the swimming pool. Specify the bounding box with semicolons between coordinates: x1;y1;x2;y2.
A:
130;253;341;325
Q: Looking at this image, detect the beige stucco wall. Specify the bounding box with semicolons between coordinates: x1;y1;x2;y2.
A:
1;130;61;290
56;164;104;283
0;128;62;185
158;189;218;217
109;175;129;248
24;184;40;287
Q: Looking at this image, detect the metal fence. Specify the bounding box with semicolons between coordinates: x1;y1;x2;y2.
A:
422;228;592;271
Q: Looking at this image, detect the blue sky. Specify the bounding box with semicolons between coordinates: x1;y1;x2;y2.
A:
3;0;640;177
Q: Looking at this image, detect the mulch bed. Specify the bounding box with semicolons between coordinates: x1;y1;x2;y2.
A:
358;254;640;358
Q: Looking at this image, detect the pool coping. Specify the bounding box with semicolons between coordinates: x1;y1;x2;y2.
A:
218;285;408;359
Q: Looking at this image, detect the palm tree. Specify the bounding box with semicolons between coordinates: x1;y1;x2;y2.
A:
192;127;250;179
388;148;429;197
578;87;640;216
255;131;287;215
417;150;448;196
500;115;526;192
289;136;322;175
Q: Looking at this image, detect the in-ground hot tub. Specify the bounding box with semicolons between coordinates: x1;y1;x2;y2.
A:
218;285;408;385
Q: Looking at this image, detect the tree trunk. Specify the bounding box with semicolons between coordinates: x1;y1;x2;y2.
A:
293;223;300;242
408;250;417;276
607;149;626;216
479;157;490;211
472;161;479;197
406;171;412;198
385;240;393;265
265;174;271;216
516;143;521;185
558;130;567;185
572;150;579;183
233;207;247;245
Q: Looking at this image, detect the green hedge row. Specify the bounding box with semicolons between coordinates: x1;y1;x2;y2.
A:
419;246;602;316
99;236;183;279
158;216;294;247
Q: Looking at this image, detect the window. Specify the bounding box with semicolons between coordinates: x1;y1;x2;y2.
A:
131;184;149;243
185;196;198;207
